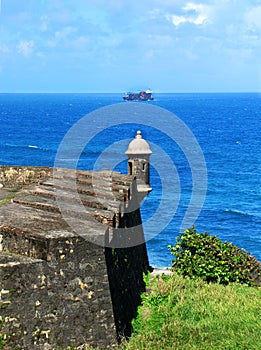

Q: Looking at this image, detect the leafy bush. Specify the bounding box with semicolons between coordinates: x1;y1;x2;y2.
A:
168;226;261;286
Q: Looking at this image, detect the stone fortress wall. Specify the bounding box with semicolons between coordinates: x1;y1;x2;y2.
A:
0;166;150;349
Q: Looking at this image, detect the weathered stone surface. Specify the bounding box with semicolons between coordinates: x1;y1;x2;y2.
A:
0;166;53;189
0;166;150;349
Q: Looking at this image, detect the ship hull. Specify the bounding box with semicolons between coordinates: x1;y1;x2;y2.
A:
123;90;154;101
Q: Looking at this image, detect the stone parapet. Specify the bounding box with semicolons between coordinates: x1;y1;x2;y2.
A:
0;166;150;349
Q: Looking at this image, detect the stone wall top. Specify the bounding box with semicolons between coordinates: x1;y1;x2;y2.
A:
0;166;136;251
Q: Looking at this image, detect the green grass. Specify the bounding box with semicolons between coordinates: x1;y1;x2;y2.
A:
0;191;17;205
122;273;261;350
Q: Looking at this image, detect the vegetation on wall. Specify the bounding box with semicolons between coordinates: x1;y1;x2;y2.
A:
0;319;7;350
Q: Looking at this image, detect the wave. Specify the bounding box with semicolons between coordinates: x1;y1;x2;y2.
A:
224;208;261;219
2;143;53;152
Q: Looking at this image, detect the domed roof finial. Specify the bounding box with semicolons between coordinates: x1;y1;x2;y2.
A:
125;130;152;155
136;130;142;139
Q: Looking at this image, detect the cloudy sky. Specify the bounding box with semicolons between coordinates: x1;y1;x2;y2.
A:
0;0;261;92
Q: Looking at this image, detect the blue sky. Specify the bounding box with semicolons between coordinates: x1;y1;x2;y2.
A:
0;0;261;92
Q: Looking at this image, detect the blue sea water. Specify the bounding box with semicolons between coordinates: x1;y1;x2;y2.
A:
0;93;260;267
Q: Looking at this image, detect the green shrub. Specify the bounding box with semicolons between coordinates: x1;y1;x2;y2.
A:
168;226;261;286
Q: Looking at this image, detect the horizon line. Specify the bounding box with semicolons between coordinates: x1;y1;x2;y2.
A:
0;91;260;94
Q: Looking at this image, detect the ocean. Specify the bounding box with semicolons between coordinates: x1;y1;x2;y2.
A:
0;92;260;267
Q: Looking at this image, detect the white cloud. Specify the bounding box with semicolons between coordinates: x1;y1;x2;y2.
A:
55;26;77;40
168;15;187;26
46;26;78;48
1;0;260;92
166;2;210;27
17;40;35;57
245;6;261;31
147;8;162;20
40;16;48;32
183;2;204;12
168;13;207;26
